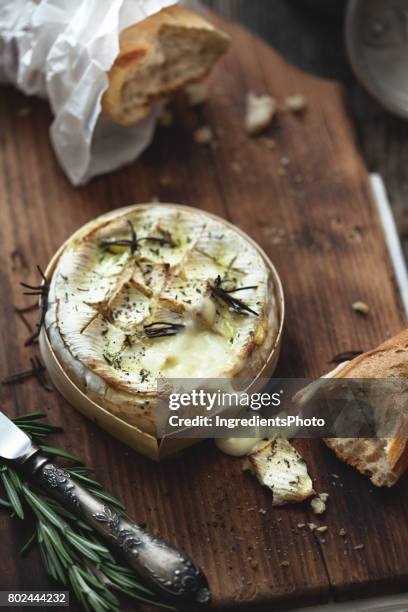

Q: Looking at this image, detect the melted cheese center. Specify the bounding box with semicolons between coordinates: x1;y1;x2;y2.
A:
141;315;236;378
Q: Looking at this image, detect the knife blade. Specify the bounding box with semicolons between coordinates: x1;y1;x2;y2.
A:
0;411;34;461
0;411;211;608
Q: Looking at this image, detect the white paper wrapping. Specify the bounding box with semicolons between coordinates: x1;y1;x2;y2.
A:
0;0;176;185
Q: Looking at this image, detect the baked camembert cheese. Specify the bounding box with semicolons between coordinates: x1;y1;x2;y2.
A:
44;205;281;441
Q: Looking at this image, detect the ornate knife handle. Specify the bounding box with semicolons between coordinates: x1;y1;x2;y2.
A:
21;449;211;608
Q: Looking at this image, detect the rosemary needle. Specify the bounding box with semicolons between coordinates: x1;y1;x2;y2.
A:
20;265;50;346
210;276;258;316
144;321;185;339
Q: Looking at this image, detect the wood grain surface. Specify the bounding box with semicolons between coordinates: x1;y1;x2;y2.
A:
205;0;408;264
0;11;407;612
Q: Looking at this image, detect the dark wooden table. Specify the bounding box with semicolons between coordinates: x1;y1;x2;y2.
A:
0;3;408;611
204;0;408;262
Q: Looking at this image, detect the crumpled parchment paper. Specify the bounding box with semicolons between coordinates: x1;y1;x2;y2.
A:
0;0;177;185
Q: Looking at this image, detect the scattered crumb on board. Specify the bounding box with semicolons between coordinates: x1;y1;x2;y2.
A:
311;493;329;515
194;126;214;145
185;82;209;107
245;92;276;135
352;301;370;315
285;94;307;113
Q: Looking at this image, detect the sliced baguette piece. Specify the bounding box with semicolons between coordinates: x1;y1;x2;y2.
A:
325;329;408;487
103;5;230;126
244;436;315;506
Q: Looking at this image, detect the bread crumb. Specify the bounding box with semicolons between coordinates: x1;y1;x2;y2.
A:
280;560;290;567
310;493;328;515
285;94;307;113
339;528;347;537
258;508;267;515
159;175;172;187
352;301;370;315
353;544;364;550
159;109;174;127
17;107;31;118
245;92;276;135
231;161;242;174
249;558;259;570
297;523;306;529
262;137;276;149
185;82;209;106
308;523;317;532
316;526;328;534
194;126;214;145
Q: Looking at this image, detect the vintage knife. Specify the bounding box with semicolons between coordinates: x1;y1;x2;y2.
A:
0;411;210;608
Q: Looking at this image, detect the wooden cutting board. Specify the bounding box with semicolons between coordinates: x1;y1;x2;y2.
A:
0;10;407;611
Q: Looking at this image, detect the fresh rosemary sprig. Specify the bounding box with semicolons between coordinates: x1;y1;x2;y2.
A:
144;321;185;339
0;413;175;612
209;276;258;316
100;221;175;254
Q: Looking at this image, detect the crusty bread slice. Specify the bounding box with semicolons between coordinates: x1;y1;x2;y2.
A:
102;5;230;125
325;329;408;487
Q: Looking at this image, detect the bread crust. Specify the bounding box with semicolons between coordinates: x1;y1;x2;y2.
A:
325;329;408;487
102;5;230;125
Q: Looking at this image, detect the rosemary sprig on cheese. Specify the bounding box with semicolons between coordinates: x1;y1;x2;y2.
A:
209;275;259;316
144;321;185;339
100;220;175;254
